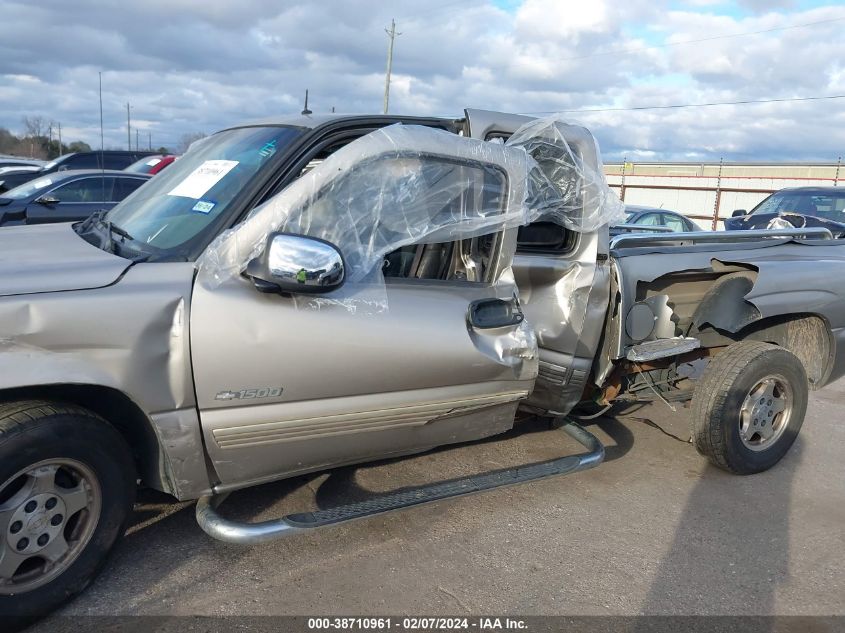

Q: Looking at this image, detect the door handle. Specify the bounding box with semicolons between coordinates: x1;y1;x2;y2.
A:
468;297;525;329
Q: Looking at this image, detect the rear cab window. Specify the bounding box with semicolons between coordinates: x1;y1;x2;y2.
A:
484;131;578;256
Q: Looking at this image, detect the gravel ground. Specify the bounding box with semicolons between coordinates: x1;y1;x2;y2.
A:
45;380;845;619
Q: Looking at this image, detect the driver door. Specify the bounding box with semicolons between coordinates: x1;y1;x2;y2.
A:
189;129;539;490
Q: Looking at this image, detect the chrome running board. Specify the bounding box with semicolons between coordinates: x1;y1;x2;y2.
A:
196;421;604;545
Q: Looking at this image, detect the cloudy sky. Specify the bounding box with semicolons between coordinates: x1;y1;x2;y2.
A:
1;0;843;161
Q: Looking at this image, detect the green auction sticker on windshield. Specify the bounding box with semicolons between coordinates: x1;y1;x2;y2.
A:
167;159;238;200
192;199;216;214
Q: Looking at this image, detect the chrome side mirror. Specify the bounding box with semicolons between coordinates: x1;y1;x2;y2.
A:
246;232;345;295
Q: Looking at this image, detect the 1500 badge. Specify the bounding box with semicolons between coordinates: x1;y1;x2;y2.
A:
215;387;283;401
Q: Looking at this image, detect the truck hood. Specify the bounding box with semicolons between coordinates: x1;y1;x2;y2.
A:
0;223;132;297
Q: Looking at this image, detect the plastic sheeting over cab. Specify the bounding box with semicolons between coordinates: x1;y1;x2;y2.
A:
198;116;623;309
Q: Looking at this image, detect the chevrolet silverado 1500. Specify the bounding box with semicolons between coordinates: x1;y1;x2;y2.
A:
2;110;844;618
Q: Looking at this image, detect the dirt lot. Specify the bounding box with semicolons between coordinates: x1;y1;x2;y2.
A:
48;380;845;618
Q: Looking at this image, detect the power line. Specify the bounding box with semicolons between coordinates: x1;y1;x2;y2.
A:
397;6;843;63
524;94;845;115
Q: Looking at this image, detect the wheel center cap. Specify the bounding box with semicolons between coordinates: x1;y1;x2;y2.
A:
27;513;49;532
6;493;67;554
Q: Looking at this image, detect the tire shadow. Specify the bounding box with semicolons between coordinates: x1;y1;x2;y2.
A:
46;473;322;618
312;414;635;510
638;438;803;620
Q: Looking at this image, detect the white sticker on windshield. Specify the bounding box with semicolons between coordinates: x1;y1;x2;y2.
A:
31;178;53;189
167;160;238;200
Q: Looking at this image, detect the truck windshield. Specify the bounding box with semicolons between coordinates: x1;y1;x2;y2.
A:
96;126;303;257
752;190;845;223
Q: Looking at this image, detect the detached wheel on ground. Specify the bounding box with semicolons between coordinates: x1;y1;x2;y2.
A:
691;341;808;475
0;401;135;619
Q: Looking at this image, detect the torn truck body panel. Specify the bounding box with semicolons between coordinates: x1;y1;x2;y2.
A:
513;230;610;415
729;253;845;319
690;271;760;333
606;238;845;388
505;118;618;414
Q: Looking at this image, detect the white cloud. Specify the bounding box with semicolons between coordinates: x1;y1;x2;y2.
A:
515;0;610;40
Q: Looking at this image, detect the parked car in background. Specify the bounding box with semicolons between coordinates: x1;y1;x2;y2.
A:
0;157;44;170
610;205;700;236
0;164;40;177
125;154;177;175
724;187;845;236
0;150;156;193
0;170;150;226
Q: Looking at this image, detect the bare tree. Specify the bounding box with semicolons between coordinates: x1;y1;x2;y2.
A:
177;131;207;154
22;115;47;139
0;128;16;155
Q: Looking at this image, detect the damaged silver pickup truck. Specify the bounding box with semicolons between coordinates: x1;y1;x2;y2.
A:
2;110;845;617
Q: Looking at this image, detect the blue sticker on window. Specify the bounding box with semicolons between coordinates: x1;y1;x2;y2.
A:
259;140;277;159
192;199;216;214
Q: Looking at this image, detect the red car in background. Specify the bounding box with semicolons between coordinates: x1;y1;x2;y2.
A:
124;154;177;175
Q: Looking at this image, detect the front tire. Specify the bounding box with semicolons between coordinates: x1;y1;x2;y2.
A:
691;341;808;475
0;401;135;619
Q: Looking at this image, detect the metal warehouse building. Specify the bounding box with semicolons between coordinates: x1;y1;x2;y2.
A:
604;161;844;230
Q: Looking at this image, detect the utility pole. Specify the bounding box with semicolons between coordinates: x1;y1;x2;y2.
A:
58;122;62;156
383;19;401;114
148;131;152;151
126;102;131;150
711;157;724;231
98;72;104;154
135;129;139;152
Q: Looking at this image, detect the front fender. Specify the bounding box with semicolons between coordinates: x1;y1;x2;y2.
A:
0;260;209;499
0;341;212;500
0;339;120;391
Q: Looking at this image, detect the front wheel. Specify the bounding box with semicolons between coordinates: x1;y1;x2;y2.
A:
0;401;135;619
690;341;808;475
